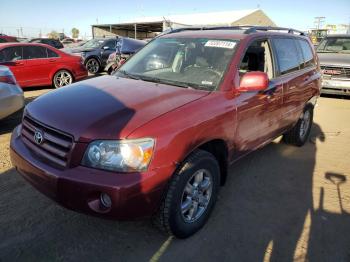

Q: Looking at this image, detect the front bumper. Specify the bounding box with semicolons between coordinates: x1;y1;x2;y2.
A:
321;78;350;96
10;126;172;220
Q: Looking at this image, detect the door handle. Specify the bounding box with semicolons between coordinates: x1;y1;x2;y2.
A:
49;59;56;62
15;62;24;65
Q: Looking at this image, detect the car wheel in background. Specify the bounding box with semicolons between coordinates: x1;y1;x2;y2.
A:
283;105;314;146
154;149;220;238
53;70;73;88
85;58;100;74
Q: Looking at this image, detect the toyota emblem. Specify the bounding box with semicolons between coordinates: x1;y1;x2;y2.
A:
34;130;44;145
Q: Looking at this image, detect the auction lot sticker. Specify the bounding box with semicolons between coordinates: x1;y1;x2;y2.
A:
205;40;236;49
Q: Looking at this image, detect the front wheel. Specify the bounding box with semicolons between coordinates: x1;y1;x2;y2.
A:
283;105;313;146
85;58;100;74
53;70;73;88
154;150;220;238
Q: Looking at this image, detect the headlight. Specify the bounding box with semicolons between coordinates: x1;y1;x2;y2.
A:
82;138;155;172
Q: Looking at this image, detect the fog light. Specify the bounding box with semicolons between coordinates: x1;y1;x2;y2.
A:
100;193;112;208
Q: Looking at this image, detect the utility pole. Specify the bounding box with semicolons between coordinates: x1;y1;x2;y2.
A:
314;16;325;29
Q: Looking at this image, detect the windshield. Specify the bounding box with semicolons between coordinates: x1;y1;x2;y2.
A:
115;37;238;91
317;37;350;53
81;39;105;49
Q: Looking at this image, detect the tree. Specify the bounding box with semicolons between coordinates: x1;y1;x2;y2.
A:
47;30;59;39
71;28;80;38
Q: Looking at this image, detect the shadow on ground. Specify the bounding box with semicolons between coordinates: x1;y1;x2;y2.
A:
0;123;349;261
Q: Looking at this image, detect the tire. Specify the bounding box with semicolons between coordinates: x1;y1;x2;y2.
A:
154;149;220;238
283;105;313;146
53;70;73;88
85;58;100;74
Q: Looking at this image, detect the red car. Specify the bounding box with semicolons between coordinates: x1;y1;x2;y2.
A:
0;43;87;88
10;26;321;238
0;34;18;43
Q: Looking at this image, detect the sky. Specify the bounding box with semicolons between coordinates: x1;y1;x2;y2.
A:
0;0;349;38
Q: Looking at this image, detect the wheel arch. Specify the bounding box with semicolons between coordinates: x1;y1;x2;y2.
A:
84;55;102;66
194;139;229;186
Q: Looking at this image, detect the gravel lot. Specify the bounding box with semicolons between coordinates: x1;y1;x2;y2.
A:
0;89;349;262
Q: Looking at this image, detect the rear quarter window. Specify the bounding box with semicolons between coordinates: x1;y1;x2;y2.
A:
47;48;59;58
272;38;301;75
297;39;315;67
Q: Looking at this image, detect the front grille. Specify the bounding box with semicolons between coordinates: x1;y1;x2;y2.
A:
21;116;73;168
321;65;350;79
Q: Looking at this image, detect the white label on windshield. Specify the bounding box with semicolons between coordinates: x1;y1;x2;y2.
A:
202;80;213;85
205;40;236;49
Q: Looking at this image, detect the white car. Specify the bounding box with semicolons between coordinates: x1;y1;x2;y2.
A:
0;66;24;120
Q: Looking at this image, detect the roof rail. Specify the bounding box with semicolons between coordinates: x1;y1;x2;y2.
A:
160;26;306;36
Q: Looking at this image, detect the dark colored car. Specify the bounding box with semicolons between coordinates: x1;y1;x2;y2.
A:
64;37;145;74
10;26;321;238
0;34;18;43
0;43;88;88
104;37;147;74
317;34;350;96
27;38;64;49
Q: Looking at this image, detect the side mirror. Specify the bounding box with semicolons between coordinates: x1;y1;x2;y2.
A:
103;46;110;50
238;71;269;92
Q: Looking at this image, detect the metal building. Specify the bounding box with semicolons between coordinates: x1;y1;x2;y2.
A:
91;9;276;39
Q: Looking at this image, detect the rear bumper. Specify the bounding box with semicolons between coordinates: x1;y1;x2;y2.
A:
10;126;172;220
74;67;88;81
321;79;350;96
0;91;24;120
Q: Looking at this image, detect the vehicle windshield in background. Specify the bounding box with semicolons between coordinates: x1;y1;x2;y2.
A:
81;39;105;49
116;38;238;91
317;37;350;53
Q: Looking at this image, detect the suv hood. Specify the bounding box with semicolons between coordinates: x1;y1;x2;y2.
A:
318;52;350;67
25;76;209;142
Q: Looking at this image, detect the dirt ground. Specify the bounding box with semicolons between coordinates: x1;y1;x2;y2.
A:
0;89;349;262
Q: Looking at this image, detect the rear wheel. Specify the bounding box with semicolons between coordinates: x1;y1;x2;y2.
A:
85;58;100;74
53;70;73;88
283;105;313;146
154;150;220;238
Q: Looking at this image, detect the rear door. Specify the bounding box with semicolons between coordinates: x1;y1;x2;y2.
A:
0;46;27;86
22;45;53;86
271;37;314;129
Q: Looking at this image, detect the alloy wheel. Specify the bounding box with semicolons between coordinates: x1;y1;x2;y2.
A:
299;110;311;139
54;71;73;88
86;59;99;74
181;169;213;223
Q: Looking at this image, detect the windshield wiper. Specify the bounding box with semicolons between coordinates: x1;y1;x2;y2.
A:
137;76;209;90
117;70;141;80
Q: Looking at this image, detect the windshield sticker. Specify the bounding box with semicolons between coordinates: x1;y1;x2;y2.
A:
205;40;236;49
202;80;213;85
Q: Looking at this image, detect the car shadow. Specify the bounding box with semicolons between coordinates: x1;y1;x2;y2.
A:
1;122;340;262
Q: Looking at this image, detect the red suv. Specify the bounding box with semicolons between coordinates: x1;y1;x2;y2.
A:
0;43;87;88
10;26;321;238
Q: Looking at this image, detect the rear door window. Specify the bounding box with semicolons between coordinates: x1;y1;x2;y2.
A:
23;46;47;59
272;38;301;75
0;46;23;62
297;39;315;67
